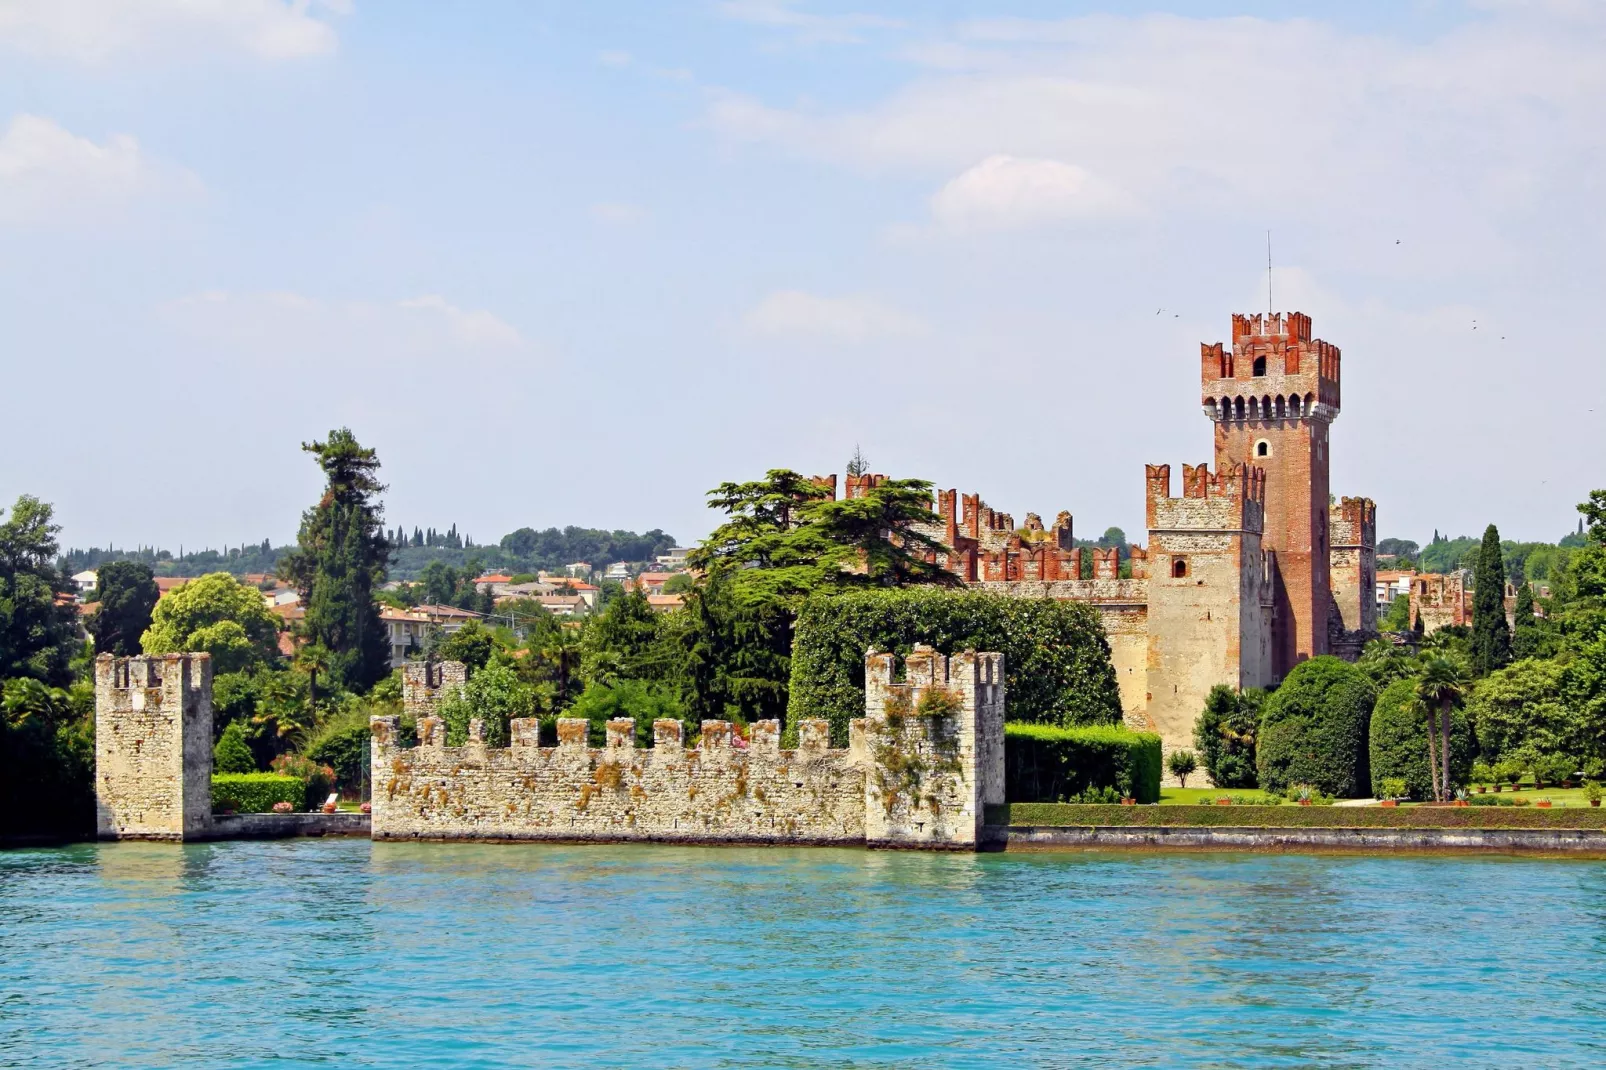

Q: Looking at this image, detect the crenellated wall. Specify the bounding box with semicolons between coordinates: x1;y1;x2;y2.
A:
371;648;1006;849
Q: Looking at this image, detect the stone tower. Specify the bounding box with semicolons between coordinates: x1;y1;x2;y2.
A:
1201;312;1341;675
94;653;214;841
1143;462;1274;753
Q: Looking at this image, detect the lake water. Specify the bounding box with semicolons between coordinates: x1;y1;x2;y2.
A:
3;840;1604;1067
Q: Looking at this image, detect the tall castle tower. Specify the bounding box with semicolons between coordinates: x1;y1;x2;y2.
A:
1200;312;1341;675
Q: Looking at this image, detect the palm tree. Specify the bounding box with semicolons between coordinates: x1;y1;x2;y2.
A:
538;626;584;711
296;643;333;723
1415;655;1466;802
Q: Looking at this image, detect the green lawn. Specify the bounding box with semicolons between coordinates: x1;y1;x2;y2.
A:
1458;785;1598;808
1161;787;1280;805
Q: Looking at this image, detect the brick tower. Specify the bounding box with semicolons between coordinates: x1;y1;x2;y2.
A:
1200;312;1341;675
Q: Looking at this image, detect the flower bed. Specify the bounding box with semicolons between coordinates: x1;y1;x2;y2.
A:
989;803;1606;830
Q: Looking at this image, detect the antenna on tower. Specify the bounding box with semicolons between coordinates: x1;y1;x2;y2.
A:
1267;230;1273;318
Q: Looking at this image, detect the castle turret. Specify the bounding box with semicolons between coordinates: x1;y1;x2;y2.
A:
95;653;214;841
1202;312;1341;674
1143;462;1275;758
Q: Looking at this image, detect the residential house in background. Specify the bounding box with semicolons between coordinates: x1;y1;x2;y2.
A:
379;606;433;668
655;547;692;569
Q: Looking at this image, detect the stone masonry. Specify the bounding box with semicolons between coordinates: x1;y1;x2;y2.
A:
371;648;1005;850
817;312;1377;777
94;653;214;841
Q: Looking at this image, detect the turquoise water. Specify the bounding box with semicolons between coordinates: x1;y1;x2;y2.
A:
3;842;1605;1067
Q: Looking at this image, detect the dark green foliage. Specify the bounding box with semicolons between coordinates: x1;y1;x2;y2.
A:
87;561;159;657
1472;524;1512;676
1256;656;1376;797
991;802;1606;830
304;713;373;794
1511;584;1542;660
681;575;792;725
213;720;257;774
1368;678;1472;800
582;588;670;685
789;588;1122;744
1166;749;1198;787
1003;723;1162;804
211;773;306;813
567;679;689;746
0;495;79;686
1192;684;1263;788
437;620;495;672
278;429;391;693
0;677;94;838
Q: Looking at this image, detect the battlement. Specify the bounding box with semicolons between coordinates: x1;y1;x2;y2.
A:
1145;462;1266;532
402;661;467;720
372;646;1005;849
845;472;887;499
1201;311;1341;420
1331;497;1377;548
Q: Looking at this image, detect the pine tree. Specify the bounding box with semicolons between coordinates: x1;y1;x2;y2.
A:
278;429;393;693
1471;523;1511;675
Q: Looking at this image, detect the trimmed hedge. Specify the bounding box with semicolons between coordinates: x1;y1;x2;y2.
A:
1369;678;1474;800
211;773;306;814
789;588;1122;744
991;802;1606;829
1004;723;1162;804
1256;656;1376;797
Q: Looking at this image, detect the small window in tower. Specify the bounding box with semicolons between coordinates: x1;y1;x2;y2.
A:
1173;558;1188;578
1256;440;1270;457
1252;356;1267;377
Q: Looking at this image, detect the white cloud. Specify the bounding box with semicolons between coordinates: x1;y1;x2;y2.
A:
0;114;197;225
0;0;347;63
929;154;1137;231
590;201;647;226
161;290;526;364
598;49;632;67
705;9;1606;255
742;290;927;343
717;0;901;45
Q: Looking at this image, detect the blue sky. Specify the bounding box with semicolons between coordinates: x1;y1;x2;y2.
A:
2;0;1602;554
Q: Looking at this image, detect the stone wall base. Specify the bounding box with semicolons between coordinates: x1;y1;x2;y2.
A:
1005;825;1606;853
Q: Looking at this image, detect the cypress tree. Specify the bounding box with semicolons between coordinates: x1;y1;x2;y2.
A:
279;429;393;693
1471;523;1511;675
1510;582;1540;660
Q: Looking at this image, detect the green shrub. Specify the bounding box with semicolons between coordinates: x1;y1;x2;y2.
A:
1004;722;1161;804
271;754;333;808
789;588;1122;744
1368;677;1473;800
568;679;689;746
304;706;375;794
1495;758;1525;787
212;720;256;774
1533;753;1574;786
1257;656;1376;798
1378;776;1408;800
211;773;305;813
1471;760;1494;787
1193;685;1264;789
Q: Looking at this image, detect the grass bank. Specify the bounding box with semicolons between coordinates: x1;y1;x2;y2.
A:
991;803;1606;830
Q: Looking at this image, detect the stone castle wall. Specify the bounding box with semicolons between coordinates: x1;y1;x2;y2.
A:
94;653;214;841
371;648;1006;850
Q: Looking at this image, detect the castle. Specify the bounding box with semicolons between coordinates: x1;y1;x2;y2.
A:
819;313;1377;759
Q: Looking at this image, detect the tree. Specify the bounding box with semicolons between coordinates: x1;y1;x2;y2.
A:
1415;655;1467;801
435;658;534;746
1192;684;1262;788
0;495;78;686
213;720;257;773
1167;749;1198;787
87;561;159;657
438;620;496;672
1469;658;1570;761
846;445;869;477
582;588;665;685
141;572;281;673
1511;583;1542;659
689;469;957;607
1471;523;1512;676
278;429;392;693
1369;677;1472;801
1256;656;1376;797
